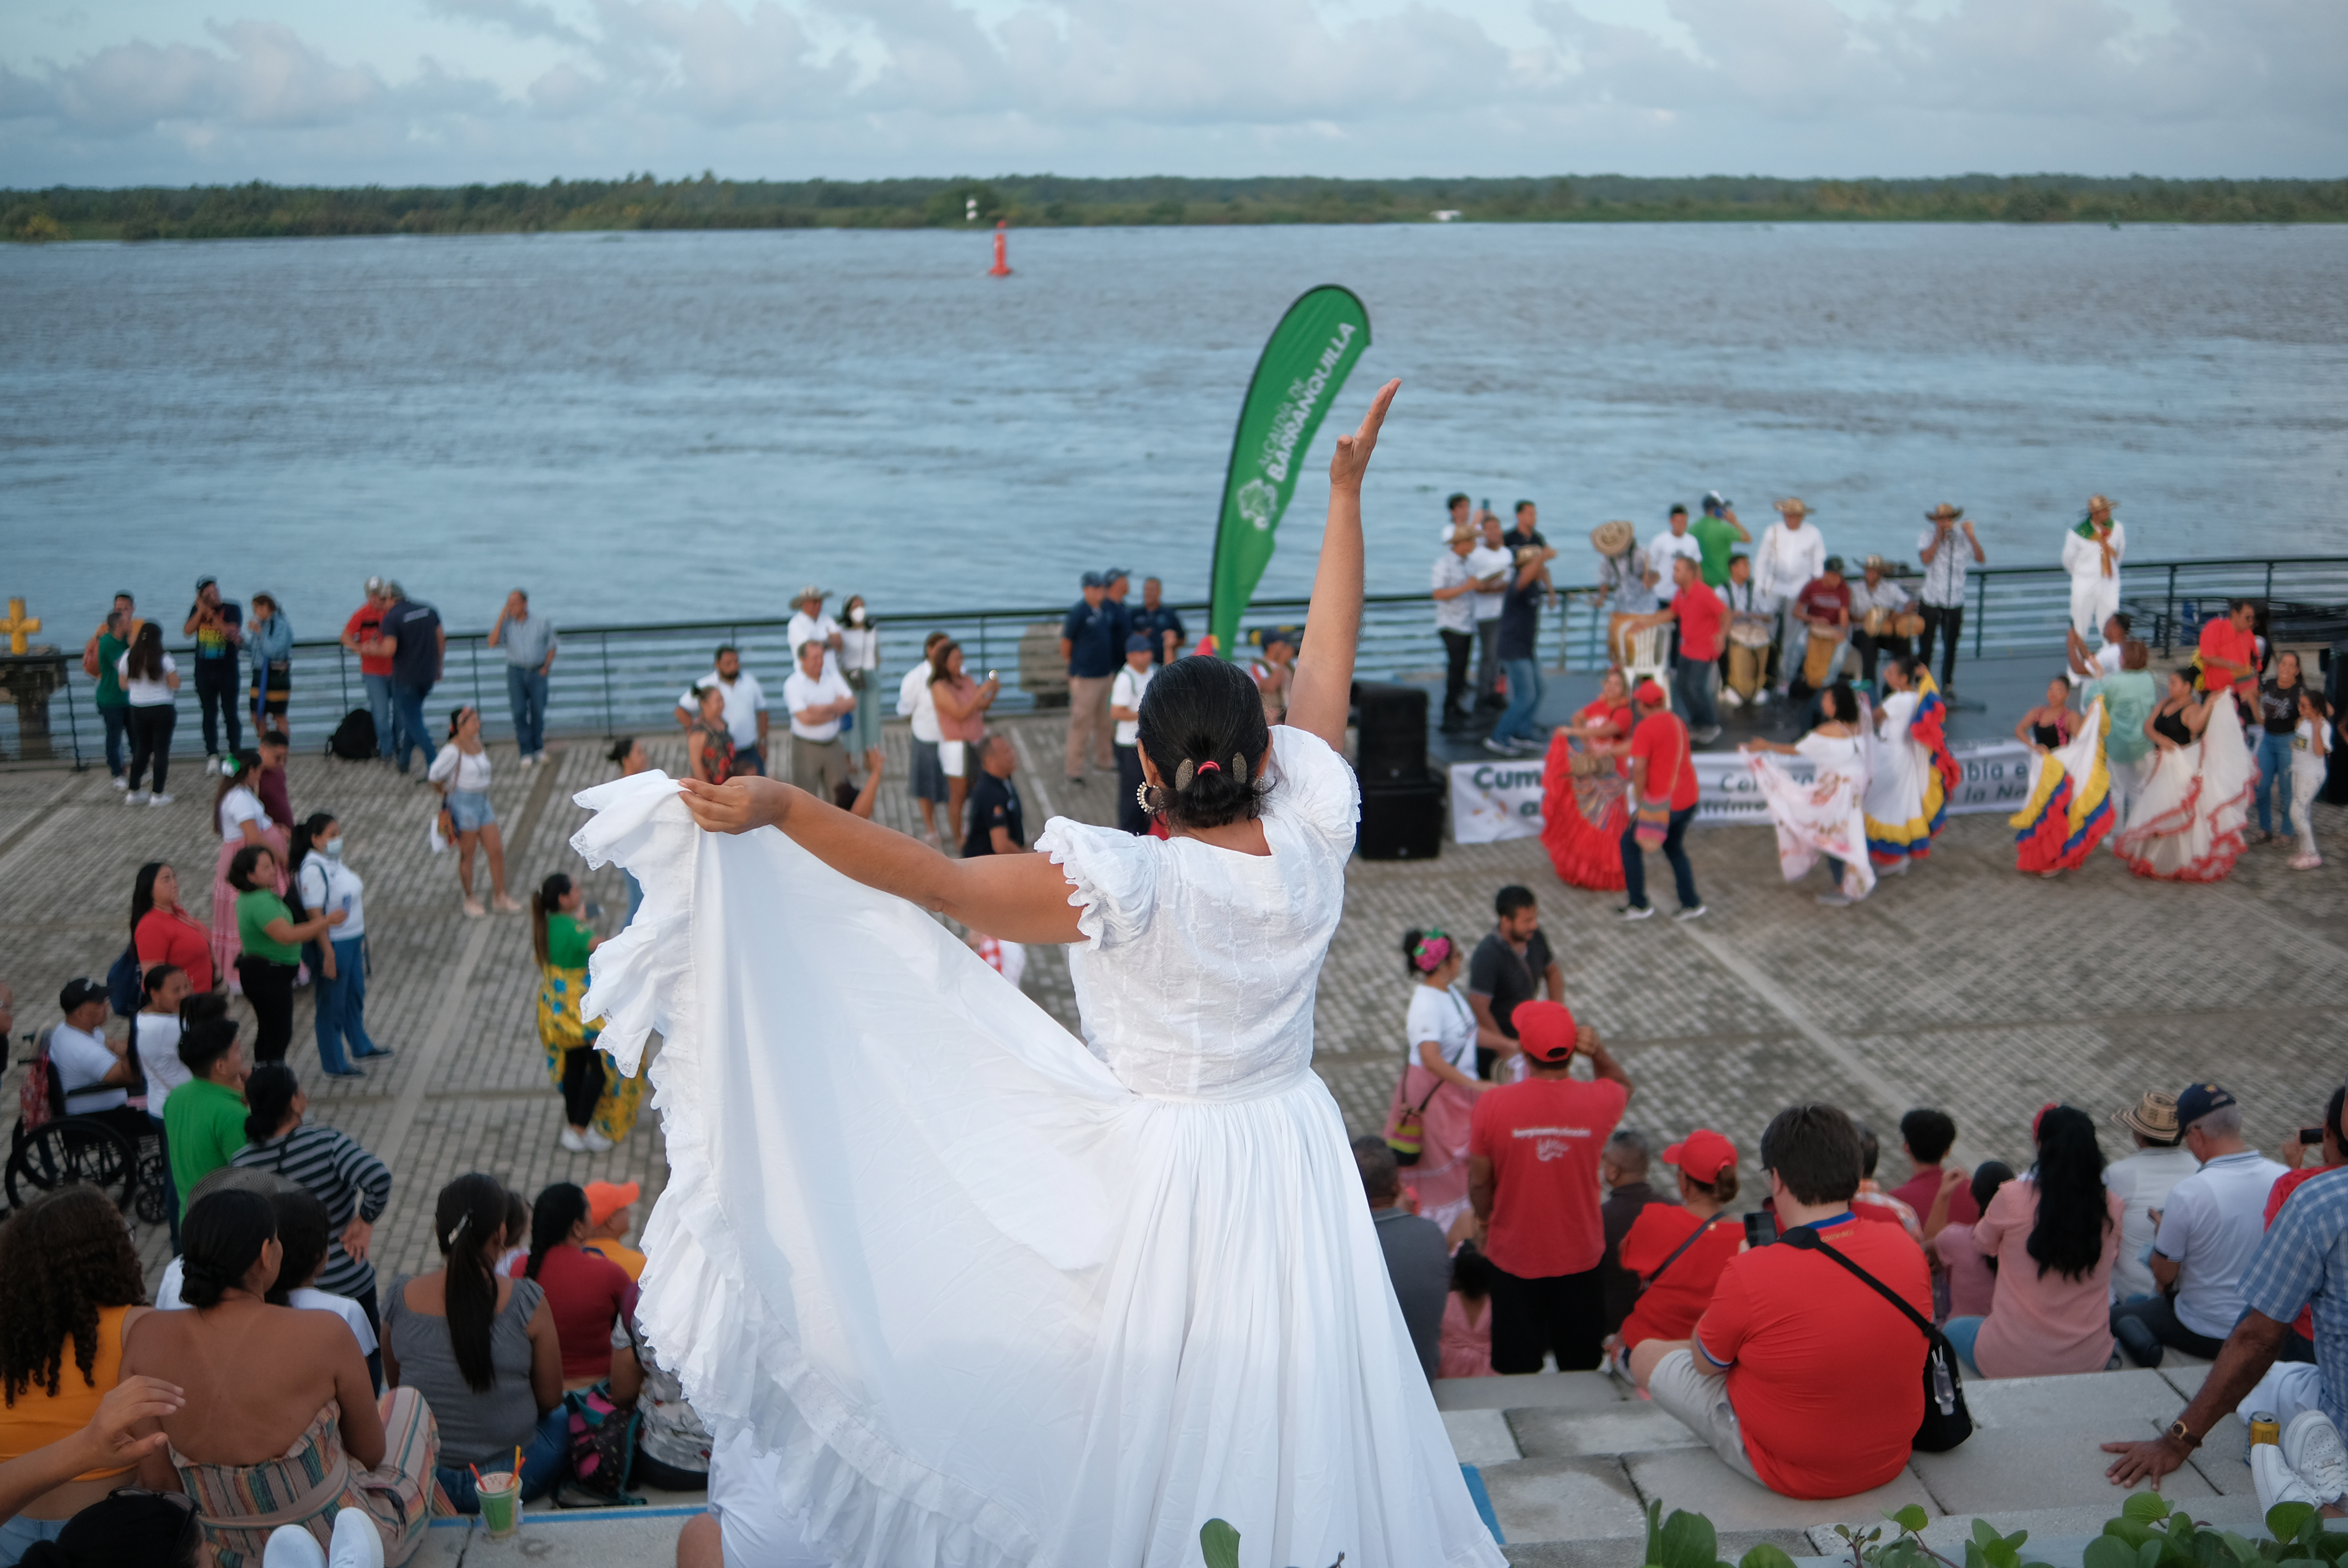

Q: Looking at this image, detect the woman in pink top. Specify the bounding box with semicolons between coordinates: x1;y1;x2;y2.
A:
1928;1160;2012;1322
1944;1108;2124;1378
1439;1242;1497;1379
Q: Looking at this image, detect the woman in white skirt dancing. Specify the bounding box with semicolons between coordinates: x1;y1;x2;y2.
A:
573;379;1502;1568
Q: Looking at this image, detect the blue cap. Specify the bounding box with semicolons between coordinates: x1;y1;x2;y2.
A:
1126;634;1152;653
2174;1082;2237;1129
1081;571;1104;589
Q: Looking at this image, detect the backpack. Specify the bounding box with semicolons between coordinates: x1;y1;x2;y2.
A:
106;945;142;1020
555;1385;645;1508
327;708;378;761
16;1032;63;1138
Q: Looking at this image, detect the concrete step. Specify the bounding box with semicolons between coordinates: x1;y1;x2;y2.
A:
1434;1361;2252;1559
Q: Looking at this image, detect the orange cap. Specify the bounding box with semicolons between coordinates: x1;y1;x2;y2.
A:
584;1179;640;1227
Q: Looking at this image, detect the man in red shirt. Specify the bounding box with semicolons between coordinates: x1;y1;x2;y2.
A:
1468;1000;1634;1375
1630;1103;1935;1500
1619;681;1703;922
2196;599;2261;704
1625;558;1726;744
1790;558;1853;706
340;577;396;761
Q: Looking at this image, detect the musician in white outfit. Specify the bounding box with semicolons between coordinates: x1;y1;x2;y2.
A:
1754;499;1827;702
2061;496;2125;640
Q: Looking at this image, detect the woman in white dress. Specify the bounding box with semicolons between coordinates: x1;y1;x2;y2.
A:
1861;656;1957;875
2113;668;2252;882
1742;681;1877;907
574;381;1501;1568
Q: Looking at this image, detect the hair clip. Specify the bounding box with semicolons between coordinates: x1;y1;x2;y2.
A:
1173;759;1195;791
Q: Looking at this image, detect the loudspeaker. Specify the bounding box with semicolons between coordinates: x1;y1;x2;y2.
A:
1358;775;1446;860
1353;682;1429;783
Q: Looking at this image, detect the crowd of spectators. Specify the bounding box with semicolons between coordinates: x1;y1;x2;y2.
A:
1357;901;2348;1507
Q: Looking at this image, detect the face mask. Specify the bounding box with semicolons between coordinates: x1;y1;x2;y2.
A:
323;839;345;859
849;606;866;626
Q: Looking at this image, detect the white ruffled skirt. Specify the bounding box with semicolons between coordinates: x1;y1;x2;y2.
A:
571;774;1502;1568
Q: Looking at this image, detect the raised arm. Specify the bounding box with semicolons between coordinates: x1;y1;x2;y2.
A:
1285;379;1400;750
678;776;1086;945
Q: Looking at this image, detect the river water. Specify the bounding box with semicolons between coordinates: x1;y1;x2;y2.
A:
4;223;2343;635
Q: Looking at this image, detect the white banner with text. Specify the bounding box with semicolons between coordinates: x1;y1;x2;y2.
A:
1448;739;2036;843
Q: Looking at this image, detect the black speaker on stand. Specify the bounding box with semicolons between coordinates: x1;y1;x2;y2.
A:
1351;682;1446;860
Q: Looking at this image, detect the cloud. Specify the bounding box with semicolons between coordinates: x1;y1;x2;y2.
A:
1;0;2342;182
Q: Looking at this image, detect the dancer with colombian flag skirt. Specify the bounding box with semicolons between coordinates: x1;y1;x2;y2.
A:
1861;656;1961;875
2011;694;2117;876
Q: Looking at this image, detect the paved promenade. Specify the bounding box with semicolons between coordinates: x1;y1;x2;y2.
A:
3;711;2343;1294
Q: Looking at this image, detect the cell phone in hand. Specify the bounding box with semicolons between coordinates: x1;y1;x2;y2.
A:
1743;1210;1778;1248
2303;1127;2325;1147
584;900;604;921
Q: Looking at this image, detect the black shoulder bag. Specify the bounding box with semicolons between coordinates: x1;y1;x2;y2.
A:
1779;1225;1972;1452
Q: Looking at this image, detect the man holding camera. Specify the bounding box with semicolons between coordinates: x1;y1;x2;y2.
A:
1629;1102;1932;1500
182;576;245;761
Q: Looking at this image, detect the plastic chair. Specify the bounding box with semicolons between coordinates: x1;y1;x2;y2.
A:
1623;622;1672;710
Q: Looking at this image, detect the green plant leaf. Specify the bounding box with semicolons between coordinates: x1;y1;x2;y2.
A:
2139;1539;2167;1568
1659;1508;1721;1568
2124;1494;2175;1523
1975;1520;2006;1550
1889;1505;1932;1535
1199;1519;1241;1568
1985;1542;2021;1568
2084;1533;2142;1568
2213;1530;2262;1565
1738;1544;1799;1568
2270;1507;2319;1546
1647;1499;1666;1567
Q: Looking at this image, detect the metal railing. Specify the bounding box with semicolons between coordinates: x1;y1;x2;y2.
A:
10;555;2347;767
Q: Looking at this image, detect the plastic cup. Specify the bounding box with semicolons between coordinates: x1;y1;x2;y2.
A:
477;1471;520;1538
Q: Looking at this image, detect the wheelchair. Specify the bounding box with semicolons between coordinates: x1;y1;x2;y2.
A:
7;1028;171;1224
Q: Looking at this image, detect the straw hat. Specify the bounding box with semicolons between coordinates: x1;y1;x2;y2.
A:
2110;1089;2180;1143
1775;498;1814;518
1862;554;1887;573
1924;503;1963;522
1590;519;1636;556
2085;494;2113;515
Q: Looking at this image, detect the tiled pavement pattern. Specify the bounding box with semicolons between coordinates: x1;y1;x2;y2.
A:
4;709;2345;1292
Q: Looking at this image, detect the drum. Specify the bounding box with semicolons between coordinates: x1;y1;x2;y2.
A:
1863;606;1894;638
1727;615;1774;649
1607;612;1645;666
1894;611;1927;639
1727;642;1763;700
1802;630;1841;688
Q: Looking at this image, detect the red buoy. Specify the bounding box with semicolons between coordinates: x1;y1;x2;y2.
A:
988;219;1012;277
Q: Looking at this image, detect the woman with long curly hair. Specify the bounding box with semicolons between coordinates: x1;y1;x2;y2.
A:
1942;1105;2124;1379
0;1185;153;1563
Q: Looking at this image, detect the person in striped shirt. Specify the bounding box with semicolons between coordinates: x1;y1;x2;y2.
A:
230;1065;393;1340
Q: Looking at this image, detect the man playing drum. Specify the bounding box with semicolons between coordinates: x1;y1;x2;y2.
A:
1848;555;1918;691
1754;499;1827;703
1719;554;1773;709
1788;556;1853;707
1590;520;1659;667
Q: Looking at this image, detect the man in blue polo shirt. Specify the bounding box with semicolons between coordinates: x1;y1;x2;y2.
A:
1059;572;1124;787
377;582;445;775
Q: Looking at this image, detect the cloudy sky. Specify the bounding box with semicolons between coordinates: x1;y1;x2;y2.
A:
4;0;2342;187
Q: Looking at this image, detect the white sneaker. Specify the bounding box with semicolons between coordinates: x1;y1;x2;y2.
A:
110;775;130;791
1752;688;1774;705
125;790;149;806
559;1126;586;1152
149;792;173;806
1719;688;1744;710
2284;1410;2348;1507
2255;1437;2328;1513
581;1128;614;1152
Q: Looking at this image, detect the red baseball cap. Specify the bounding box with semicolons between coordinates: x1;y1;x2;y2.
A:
1635;680;1668;706
1663;1128;1737;1184
1515;1000;1578;1064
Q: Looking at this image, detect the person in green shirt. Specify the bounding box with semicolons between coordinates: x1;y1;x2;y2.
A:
94;607;132;787
1690;493;1750;589
164;1009;251;1220
2076;636;2159;831
533;873;619;1152
231;843;344;1065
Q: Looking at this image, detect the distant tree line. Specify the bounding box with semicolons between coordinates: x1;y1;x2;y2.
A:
5;172;2344;241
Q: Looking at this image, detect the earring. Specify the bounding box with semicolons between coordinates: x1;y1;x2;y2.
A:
1135;782;1162;815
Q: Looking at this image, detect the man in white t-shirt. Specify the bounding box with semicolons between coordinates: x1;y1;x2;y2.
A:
1110;635;1156;835
2113;1082;2289;1366
1754;500;1827;703
782;639;856;802
48;978;153;1147
1645;508;1704;607
676;646;770;776
2104;1089;2200;1304
1466;511;1515;710
2065;611;2131;687
785;586;843;683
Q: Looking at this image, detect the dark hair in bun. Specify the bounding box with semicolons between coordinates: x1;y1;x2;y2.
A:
1134;656;1272;831
180;1189;276;1309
